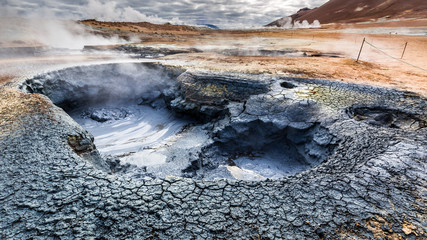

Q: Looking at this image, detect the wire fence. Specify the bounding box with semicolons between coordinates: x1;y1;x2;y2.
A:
369;43;406;50
362;40;426;72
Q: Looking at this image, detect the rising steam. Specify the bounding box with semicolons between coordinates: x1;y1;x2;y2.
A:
0;18;135;50
271;17;321;29
0;0;184;52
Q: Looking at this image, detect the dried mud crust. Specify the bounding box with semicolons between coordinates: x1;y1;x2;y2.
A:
1;69;427;239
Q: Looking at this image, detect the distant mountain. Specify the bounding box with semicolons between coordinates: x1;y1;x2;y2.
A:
79;19;198;32
267;0;427;26
202;24;220;29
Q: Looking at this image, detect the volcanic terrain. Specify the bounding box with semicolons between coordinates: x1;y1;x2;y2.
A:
0;2;426;239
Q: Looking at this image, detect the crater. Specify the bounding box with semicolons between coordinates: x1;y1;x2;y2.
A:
348;106;426;130
20;63;202;175
188;120;337;180
280;81;297;89
20;63;339;180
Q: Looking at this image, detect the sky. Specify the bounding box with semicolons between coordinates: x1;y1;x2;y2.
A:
0;0;329;28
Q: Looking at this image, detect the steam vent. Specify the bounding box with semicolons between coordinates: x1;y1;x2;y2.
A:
1;3;427;238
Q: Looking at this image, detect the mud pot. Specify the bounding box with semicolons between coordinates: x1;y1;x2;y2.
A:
7;61;427;239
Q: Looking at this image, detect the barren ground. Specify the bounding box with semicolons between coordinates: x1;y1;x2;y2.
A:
1;20;426;96
155;29;427;96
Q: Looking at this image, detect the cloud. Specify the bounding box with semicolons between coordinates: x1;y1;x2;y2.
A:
0;17;133;50
0;0;329;28
82;0;184;24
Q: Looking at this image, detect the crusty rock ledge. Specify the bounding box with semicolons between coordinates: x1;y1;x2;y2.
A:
1;64;426;239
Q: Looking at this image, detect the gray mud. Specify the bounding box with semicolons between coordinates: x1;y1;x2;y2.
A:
2;62;426;239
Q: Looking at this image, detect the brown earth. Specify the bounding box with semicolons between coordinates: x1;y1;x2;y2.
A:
1;20;426;97
79;19;202;33
268;0;427;25
79;19;206;42
150;27;427;96
0;75;13;84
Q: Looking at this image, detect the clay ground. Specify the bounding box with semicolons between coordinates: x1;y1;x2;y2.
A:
156;28;427;96
1;20;426;97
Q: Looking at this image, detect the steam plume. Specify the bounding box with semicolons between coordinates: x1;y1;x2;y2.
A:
0;0;184;52
269;17;321;29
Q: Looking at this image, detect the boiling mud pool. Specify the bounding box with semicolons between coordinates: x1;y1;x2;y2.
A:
70;102;193;167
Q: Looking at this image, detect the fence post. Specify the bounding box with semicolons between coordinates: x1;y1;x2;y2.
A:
401;42;408;59
356;38;365;62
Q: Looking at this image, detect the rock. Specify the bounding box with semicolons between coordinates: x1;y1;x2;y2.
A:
86;108;128;122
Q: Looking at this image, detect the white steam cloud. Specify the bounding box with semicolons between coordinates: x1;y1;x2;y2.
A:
0;18;134;50
271;17;321;29
294;20;321;28
0;0;185;52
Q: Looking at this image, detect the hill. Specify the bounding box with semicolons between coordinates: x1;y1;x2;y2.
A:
267;0;427;26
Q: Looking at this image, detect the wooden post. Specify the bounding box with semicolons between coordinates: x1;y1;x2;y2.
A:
401;42;408;59
356;38;365;62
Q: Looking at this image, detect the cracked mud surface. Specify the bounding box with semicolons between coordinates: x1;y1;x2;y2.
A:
1;62;427;239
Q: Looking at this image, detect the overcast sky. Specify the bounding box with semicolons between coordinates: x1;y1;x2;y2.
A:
0;0;328;28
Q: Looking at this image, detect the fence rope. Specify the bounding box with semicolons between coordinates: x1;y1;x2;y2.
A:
364;40;426;72
368;42;406;50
